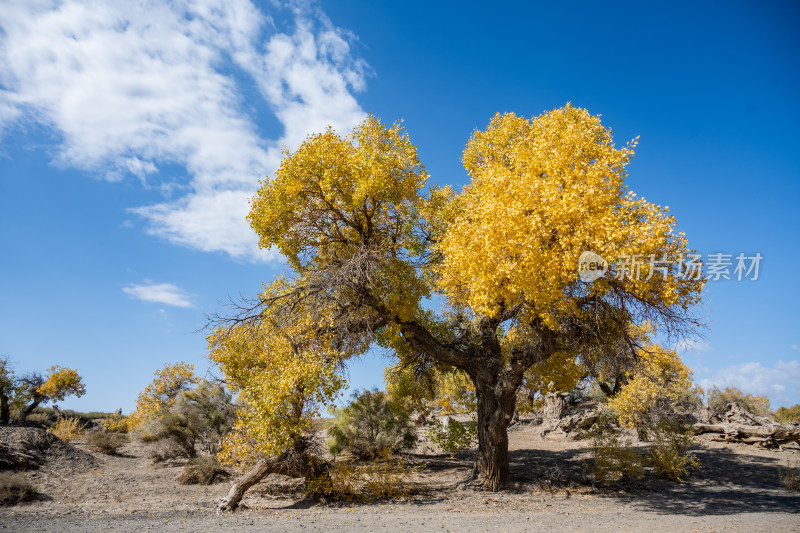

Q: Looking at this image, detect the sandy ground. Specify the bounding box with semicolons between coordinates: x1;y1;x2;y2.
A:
2;422;799;532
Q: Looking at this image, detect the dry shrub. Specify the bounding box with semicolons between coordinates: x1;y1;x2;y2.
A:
779;461;800;492
707;386;772;419
177;456;229;485
306;452;414;502
87;431;128;455
362;451;414;499
48;417;86;443
589;411;644;486
24;412;52;427
102;415;130;433
774;405;800;424
0;472;37;506
148;443;184;465
647;418;699;482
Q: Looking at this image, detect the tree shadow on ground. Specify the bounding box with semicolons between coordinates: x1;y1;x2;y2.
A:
507;445;800;516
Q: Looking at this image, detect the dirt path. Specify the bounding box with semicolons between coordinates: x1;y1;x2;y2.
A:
2;424;799;532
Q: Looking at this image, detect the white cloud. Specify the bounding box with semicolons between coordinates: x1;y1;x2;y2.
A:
792;344;799;351
699;360;800;408
123;281;193;308
0;0;367;261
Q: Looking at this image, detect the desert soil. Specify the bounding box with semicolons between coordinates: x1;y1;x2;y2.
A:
2;422;799;532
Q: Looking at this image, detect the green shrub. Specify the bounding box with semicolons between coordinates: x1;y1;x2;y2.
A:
426;417;476;452
647;417;699;482
138;380;236;458
589;411;644;486
177;456;229;485
87;431;129;455
0;473;37;506
327;389;417;460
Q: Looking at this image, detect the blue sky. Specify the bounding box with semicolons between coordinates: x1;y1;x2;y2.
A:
1;0;798;413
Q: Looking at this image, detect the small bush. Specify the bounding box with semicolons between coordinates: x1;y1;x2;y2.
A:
779;461;800;492
138;380;235;459
589;411;644;486
306;452;414;502
647;418;699;482
774;405;800;424
177;457;229;485
87;431;129;455
23;412;52;427
48;417;86;442
0;473;37;506
362;451;414;499
707;386;772;418
327;389;417;460
148;444;184;465
102;414;130;433
427;417;477;452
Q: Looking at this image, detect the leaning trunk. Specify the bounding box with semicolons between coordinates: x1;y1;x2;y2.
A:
217;448;331;513
473;382;514;490
20;399;41;422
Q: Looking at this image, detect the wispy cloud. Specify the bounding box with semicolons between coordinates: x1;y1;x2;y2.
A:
675;338;711;354
0;0;367;261
123;281;193;308
699;360;800;408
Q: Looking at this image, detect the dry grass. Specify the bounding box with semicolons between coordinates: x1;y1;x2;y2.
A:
48;417;86;443
87;431;129;455
779;461;800;492
0;472;37;506
177;457;229;485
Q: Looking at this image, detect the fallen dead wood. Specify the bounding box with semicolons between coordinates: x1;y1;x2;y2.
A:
692;423;800;447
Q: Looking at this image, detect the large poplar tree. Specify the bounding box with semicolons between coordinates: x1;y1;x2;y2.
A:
211;104;703;509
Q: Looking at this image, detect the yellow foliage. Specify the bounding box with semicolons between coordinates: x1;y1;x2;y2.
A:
436;104;703;327
209;278;348;467
128;362;198;429
48;417;86;443
707;386;772;418
37;366;86;402
102;414;130;433
248;114;431;321
607;344;694;428
306;451;415;502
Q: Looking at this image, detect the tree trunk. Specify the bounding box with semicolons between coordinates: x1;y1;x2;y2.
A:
218;454;303;512
0;395;9;424
693;423;800;445
20;399;41;421
473;382;514;490
217;449;331;513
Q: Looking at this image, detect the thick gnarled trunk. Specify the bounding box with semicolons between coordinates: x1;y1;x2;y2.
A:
473;381;515;490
